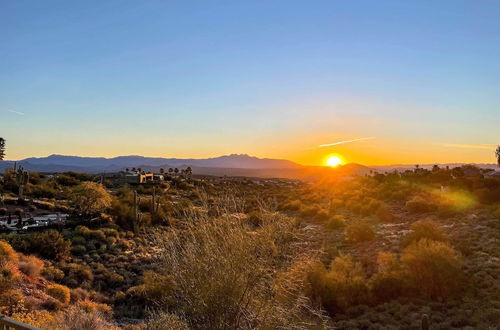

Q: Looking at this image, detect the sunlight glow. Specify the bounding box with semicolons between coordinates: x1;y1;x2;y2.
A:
326;155;343;167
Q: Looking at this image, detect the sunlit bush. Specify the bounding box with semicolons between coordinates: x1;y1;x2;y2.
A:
0;240;18;267
369;252;407;303
326;215;345;230
47;284;71;305
402;219;448;247
307;255;371;314
402;239;463;300
41;265;65;282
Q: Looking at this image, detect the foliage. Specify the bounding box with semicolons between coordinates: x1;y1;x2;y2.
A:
402;218;448;246
307;255;371;314
1;231;71;260
402;239;463;300
326;214;345;230
46;284;71;305
345;221;376;243
70;182;112;216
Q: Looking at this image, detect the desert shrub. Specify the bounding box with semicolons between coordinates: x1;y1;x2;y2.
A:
18;255;44;277
402;219;448;247
405;195;436;213
70;288;90;303
326;215;345;230
145;210;321;329
47;284;71;305
11;310;54;328
3;231;71;260
402;239;463;300
345;221;376;243
0;241;18;266
307;255;371;314
70;182;113;216
102;228;120;238
144;312;189;330
71;245;87;256
41;265;65;282
45;306;117;330
369;252;407;303
62;263;94;287
77;300;113;319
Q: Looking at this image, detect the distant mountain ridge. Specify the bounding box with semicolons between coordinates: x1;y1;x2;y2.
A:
0;154;302;173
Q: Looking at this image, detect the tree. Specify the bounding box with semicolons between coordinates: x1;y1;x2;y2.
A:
70;182;112;217
496;145;500;167
0;137;5;161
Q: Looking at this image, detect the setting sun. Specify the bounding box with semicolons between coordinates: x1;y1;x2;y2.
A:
326;155;343;167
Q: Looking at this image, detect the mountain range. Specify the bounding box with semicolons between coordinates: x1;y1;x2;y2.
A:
0;154;373;180
0;154;301;174
1;154;494;180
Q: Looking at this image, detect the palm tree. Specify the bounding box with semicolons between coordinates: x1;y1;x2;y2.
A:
496;145;500;167
0;137;5;161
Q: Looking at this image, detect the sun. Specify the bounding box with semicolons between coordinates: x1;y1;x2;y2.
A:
326;155;343;167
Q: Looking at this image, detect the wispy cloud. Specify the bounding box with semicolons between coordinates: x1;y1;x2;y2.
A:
7;109;25;116
319;137;375;148
443;143;497;150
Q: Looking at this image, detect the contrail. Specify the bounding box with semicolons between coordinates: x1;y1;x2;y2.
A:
8;109;25;115
319;137;374;148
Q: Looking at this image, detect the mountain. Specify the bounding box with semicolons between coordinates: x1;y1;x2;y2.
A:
0;154;302;174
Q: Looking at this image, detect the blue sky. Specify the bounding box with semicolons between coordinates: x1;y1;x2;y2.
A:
1;0;499;165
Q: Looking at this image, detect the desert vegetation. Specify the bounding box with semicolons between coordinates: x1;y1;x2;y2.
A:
0;162;499;329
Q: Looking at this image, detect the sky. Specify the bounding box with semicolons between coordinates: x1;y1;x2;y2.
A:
1;0;499;166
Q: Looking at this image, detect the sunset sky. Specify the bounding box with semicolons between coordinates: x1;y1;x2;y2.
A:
1;1;499;165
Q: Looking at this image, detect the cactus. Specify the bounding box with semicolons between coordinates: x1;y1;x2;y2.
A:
421;314;429;330
133;190;143;234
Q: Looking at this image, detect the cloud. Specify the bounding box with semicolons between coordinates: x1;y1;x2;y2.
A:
7;109;25;116
442;143;497;150
319;137;375;148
